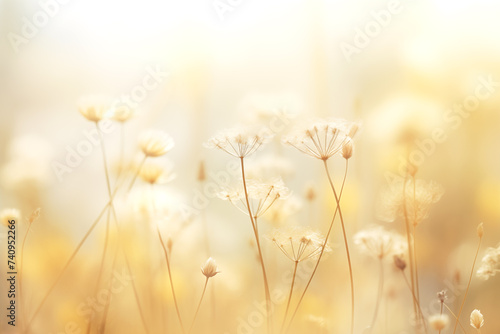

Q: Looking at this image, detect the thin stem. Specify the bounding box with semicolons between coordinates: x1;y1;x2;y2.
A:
128;155;147;191
369;259;384;331
402;175;418;327
19;219;33;330
99;235;120;334
452;235;482;334
188;277;210;334
411;176;423;330
285;160;349;333
443;303;467;334
323;159;354;334
240;157;273;334
280;261;299;334
400;271;428;334
157;226;186;334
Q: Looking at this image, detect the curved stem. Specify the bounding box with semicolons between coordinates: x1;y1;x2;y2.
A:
157;226;186;334
188;277;210;334
280;261;298;334
452;235;482;334
285;160;349;333
369;259;384;331
442;303;467;334
400;271;428;334
240;157;273;334
128;155;147;191
323;159;354;334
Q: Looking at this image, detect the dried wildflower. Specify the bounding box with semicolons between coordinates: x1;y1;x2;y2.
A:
342;140;354;160
429;314;449;331
139;130;175;157
270;227;331;262
354;226;407;259
470;309;484;329
437;290;447;303
304;183;316;202
393;254;407;270
378;177;444;226
197;161;206;182
78;95;111;122
139;162;176;185
205;127;273;158
218;179;289;218
477;244;500;280
201;257;220;278
110;105;135;122
1;208;21;227
282;119;358;161
477;223;484;238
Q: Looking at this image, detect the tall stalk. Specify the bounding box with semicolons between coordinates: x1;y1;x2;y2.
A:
240;157;273;334
280;261;298;334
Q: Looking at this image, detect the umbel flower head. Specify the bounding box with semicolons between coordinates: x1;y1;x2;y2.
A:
378;177;444;226
429;314;449;331
282;119;359;161
201;257;220;278
217;178;289;218
205;126;274;158
1;208;21;227
270;227;331;262
354;226;406;259
78;95;111;123
477;243;500;280
139;130;175;157
470;309;484;329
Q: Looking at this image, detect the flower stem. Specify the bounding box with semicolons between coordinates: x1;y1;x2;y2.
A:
285;160;349;333
240;157;273;334
188;277;210;334
400;271;428;334
323;159;355;334
280;261;298;334
442;303;467;334
128;155;147;191
369;258;384;331
452;233;482;334
157;226;186;334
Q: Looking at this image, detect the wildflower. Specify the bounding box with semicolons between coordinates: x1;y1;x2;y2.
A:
429;314;449;331
205;127;273;158
218;179;289;218
342;139;354;160
1;208;21;227
354;226;406;259
393;254;407;270
110;105;135;123
201;257;220;278
282;119;358;161
477;244;500;280
378;177;444;226
139;130;175;157
470;309;484;329
437;290;447;304
139;162;176;185
78;95;111;122
270;227;331;262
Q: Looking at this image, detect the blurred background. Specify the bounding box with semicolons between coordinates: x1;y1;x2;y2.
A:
1;0;500;333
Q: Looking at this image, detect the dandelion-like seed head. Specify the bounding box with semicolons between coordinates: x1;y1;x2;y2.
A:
270;227;330;262
1;208;21;227
139;130;175;157
477;244;500;280
78;95;111;123
470;309;484;329
354;226;407;259
429;314;449;331
205;127;273;158
282;119;359;161
201;257;220;278
378;177;444;226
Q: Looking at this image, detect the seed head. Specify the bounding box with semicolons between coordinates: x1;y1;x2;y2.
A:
139;130;175;157
393;255;407;270
477;222;484;238
341;140;354;160
205;127;273;158
201;257;220;278
354;226;407;259
429;314;449;331
78;95;111;122
470;309;484;329
1;208;20;227
437;290;447;303
477;244;500;280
